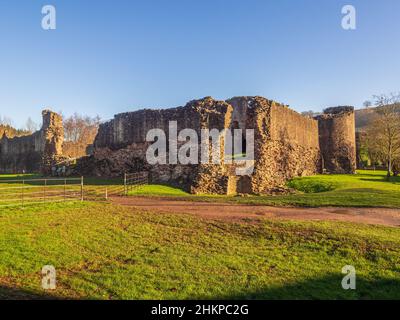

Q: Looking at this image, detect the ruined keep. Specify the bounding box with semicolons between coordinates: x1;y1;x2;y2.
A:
226;97;320;194
0;110;64;174
77;97;235;194
79;96;356;194
315;106;356;174
0;97;356;195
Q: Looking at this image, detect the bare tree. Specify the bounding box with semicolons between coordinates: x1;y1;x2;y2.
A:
363;100;372;108
64;113;100;143
366;93;400;177
25;117;38;133
63;113;101;158
0;115;13;126
301;110;320;118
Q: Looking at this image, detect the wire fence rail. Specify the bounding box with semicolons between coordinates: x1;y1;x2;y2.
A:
0;172;149;208
124;172;149;195
0;177;84;208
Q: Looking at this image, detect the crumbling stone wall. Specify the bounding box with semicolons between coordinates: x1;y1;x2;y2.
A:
315;106;356;174
0;110;64;174
0;131;42;173
81;97;233;193
227;97;320;194
86;96;323;194
0;100;356;193
41;110;65;174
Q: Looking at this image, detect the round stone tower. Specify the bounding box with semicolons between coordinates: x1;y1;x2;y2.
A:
315;106;356;174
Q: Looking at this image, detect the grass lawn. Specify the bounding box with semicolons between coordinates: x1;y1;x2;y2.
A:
128;170;400;208
3;170;399;208
128;184;189;196
0;202;399;300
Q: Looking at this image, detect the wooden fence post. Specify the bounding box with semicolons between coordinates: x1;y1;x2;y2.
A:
80;176;84;201
21;179;24;207
44;179;47;203
124;173;127;196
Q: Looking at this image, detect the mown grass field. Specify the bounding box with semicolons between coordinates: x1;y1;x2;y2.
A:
0;170;399;299
0;202;399;299
129;170;400;208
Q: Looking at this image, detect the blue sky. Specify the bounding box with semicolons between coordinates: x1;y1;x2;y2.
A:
0;0;399;128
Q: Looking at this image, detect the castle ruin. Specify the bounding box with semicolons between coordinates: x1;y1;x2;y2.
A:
0;97;356;195
76;96;356;194
0;110;64;174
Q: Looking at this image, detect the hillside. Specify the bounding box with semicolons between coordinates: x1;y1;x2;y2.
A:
355;108;377;131
355;105;400;132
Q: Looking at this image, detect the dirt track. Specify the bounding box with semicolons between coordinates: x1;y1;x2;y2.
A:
112;197;400;227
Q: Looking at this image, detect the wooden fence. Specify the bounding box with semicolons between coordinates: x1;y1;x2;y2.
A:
124;172;149;195
0;172;149;207
0;177;84;208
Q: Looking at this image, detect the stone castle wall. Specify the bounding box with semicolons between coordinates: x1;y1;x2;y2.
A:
227;97;320;194
86;96;324;194
251;100;320;194
95;98;231;149
0;110;64;174
0;98;356;194
80;97;234;193
0;131;43;173
315;106;356;174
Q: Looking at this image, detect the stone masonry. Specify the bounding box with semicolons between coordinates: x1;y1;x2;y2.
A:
0;110;64;174
0;98;356;195
76;96;355;194
315;106;356;174
76;97;234;194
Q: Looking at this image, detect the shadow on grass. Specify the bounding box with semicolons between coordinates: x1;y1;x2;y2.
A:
0;275;399;300
335;188;392;193
210;274;400;300
359;177;400;184
0;285;69;300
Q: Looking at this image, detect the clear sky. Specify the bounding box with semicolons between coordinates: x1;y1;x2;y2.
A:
0;0;399;128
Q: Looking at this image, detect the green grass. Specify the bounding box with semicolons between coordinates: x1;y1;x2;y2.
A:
0;173;41;181
267;170;400;208
128;184;189;196
1;170;399;208
0;202;398;299
128;170;400;208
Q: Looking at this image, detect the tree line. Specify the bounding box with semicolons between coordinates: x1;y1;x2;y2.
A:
360;93;400;177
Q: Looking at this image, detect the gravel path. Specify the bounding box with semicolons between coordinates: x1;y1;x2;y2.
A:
112;196;400;227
